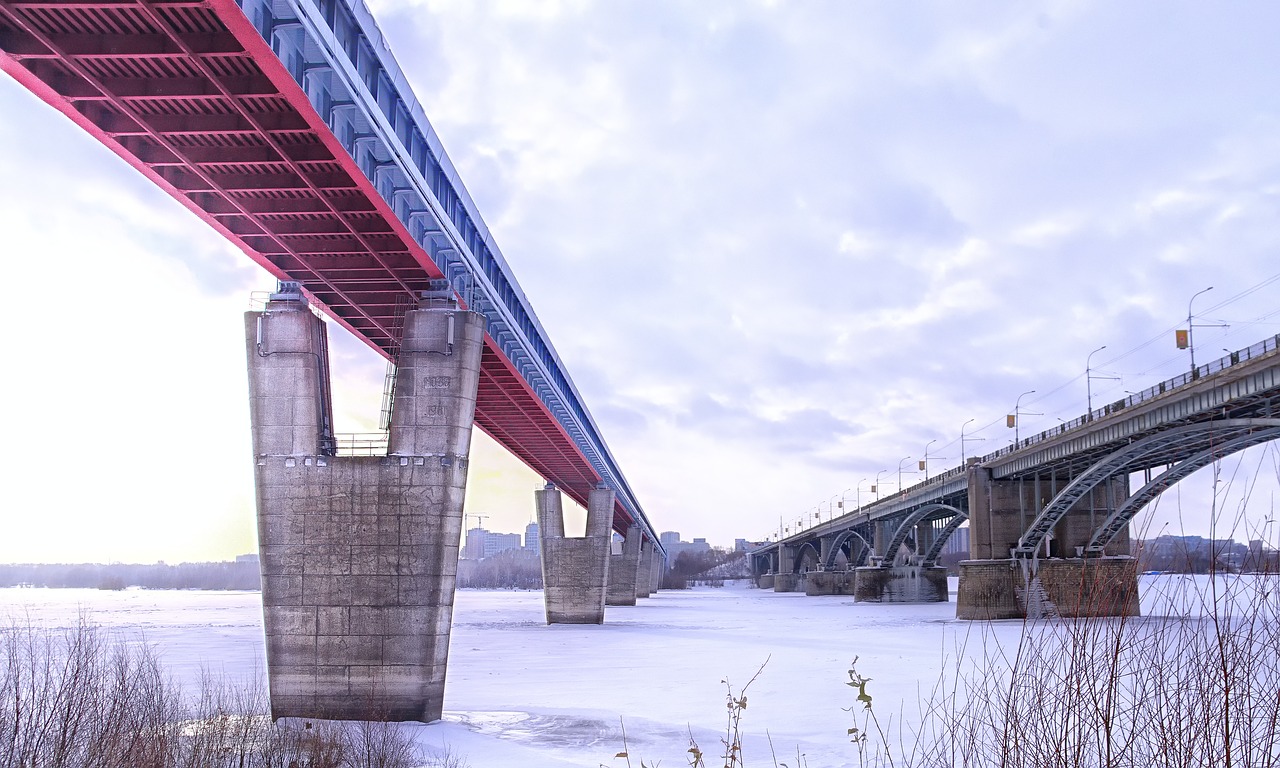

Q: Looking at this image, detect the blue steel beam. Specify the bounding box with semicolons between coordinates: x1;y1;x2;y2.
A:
234;0;660;553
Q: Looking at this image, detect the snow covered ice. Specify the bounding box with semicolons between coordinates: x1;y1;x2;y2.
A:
0;577;1230;766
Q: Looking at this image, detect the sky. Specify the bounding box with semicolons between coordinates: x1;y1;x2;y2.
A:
3;0;1280;562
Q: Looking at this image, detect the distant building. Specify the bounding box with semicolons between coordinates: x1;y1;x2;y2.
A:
524;522;540;552
464;527;524;560
484;532;521;558
661;531;712;561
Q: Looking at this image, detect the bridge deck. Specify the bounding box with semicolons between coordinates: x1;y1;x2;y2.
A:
0;0;653;541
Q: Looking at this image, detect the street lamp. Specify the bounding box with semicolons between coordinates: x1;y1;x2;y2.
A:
922;438;937;480
1187;286;1212;372
897;455;913;496
1010;390;1036;443
1086;345;1105;414
961;418;985;464
856;478;868;510
838;488;852;517
1086;344;1120;417
874;470;888;500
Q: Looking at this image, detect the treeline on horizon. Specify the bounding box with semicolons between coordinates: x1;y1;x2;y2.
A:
0;560;261;591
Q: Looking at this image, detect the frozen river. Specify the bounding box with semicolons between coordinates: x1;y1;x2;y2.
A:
0;576;1259;767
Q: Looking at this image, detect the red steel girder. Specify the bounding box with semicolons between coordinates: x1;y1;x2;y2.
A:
0;0;634;525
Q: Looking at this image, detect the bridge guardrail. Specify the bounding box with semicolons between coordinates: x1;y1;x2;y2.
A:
333;432;391;456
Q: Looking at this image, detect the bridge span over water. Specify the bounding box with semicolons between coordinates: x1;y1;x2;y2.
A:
752;334;1280;619
0;0;663;721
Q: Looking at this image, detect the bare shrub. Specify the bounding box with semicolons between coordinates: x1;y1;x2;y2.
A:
900;570;1280;768
0;617;437;768
0;617;183;767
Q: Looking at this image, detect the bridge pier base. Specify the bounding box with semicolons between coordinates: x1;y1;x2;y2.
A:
957;557;1140;619
537;483;613;624
247;287;485;723
773;573;802;592
606;525;641;606
805;570;855;596
853;566;949;603
756;574;775;589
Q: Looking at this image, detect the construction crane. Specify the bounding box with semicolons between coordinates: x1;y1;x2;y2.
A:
469;514;489;531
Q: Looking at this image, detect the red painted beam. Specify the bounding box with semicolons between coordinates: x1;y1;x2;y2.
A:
0;0;635;528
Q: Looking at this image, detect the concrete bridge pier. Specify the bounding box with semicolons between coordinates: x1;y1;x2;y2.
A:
958;466;1139;619
805;569;855;596
751;550;777;589
773;545;801;592
636;539;654;598
648;544;663;594
247;283;485;723
606;525;642;606
537;483;614;623
853;566;949;602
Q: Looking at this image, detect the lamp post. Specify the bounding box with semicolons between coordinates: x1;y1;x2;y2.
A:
1086;345;1105;414
897;455;913;496
874;470;888;500
960;418;985;464
838;488;852;517
1011;390;1036;443
856;478;868;510
922;438;937;480
1187;286;1212;372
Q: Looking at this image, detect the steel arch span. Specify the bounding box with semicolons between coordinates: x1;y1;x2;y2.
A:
793;541;822;574
880;503;966;568
1015;418;1280;558
1084;428;1280;555
823;528;873;569
921;512;969;567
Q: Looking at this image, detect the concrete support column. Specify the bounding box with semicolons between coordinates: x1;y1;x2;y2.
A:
871;521;887;563
966;465;1035;560
915;521;933;560
248;284;485;722
649;546;663;594
537;483;612;623
636;540;654;598
773;545;800;592
818;535;834;567
606;525;642;606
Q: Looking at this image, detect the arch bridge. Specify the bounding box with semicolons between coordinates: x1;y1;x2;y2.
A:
752;334;1280;618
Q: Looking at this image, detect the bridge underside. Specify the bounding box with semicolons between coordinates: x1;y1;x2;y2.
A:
0;0;635;528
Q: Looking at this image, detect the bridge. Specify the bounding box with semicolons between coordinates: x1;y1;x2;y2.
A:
750;333;1280;619
0;0;664;721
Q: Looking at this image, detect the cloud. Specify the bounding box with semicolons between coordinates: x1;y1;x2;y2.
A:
4;0;1280;559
